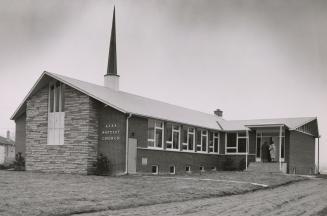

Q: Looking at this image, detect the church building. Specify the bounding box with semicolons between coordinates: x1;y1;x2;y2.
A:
11;8;320;175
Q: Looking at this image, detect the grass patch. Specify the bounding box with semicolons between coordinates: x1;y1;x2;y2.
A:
0;170;306;216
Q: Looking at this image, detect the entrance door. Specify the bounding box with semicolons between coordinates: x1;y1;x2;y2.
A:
261;137;272;162
127;138;137;174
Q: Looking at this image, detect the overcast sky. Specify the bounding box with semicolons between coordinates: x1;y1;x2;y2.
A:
0;0;326;169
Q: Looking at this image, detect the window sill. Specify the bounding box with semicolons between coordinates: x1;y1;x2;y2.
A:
148;147;164;150
182;150;195;153
165;149;180;152
46;144;64;146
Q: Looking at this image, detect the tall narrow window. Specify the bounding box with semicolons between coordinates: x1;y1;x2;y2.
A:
237;132;247;153
201;130;207;152
209;132;219;153
182;127;188;150
167;124;180;150
281;137;285;161
226;133;237;153
256;134;261;158
188;128;195;151
49;85;54;113
48;81;65;145
182;127;195;151
197;129;208;152
147;119;163;148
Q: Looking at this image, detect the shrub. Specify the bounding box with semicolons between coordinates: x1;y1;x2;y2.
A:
0;163;14;170
222;156;237;171
14;152;25;171
93;154;110;175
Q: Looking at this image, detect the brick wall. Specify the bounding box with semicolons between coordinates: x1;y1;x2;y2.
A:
137;149;255;174
289;131;315;175
15;113;26;157
129;116;147;148
98;106;126;174
26;84;99;174
128;116;255;174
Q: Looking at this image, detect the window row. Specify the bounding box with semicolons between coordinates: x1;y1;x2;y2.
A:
147;119;219;154
151;165;216;174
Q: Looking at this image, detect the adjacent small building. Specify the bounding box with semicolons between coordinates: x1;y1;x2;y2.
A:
0;132;15;164
11;8;320;175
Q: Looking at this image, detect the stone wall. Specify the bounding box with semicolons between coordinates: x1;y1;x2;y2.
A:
26;84;99;174
15;113;26;157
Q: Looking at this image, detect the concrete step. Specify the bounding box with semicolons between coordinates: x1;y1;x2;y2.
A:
247;162;282;173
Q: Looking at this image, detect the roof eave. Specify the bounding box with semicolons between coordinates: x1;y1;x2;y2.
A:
11;71;128;120
11;71;47;120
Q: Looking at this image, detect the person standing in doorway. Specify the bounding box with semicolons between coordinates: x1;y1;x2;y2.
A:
262;142;270;162
269;142;276;162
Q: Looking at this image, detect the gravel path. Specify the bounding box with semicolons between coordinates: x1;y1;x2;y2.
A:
81;178;327;216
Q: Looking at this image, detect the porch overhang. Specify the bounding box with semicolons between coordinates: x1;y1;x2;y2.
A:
245;124;288;129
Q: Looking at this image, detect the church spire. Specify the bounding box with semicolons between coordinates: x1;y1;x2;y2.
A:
107;6;117;76
104;6;119;90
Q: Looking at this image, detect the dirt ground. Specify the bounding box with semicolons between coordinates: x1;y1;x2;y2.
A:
81;178;327;216
0;170;307;216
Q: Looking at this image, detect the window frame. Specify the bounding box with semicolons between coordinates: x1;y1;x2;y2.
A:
48;81;65;113
209;131;219;154
225;132;249;154
166;124;180;151
147;120;164;149
169;165;176;175
185;165;191;172
182;127;195;152
47;81;65;146
151;165;159;175
196;129;208;153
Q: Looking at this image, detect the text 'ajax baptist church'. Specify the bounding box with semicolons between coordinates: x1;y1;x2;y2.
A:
11;7;320;175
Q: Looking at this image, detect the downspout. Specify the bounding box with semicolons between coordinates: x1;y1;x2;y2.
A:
246;130;249;171
279;125;282;172
125;113;132;175
318;135;320;175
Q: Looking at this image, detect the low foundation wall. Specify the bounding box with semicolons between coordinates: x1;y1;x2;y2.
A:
137;148;256;174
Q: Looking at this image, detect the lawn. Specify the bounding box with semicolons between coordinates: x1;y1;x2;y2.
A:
0;170;306;216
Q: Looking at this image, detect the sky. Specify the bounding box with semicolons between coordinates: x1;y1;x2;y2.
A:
0;0;326;170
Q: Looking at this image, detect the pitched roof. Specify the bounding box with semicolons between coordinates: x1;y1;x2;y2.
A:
11;72;223;130
0;136;14;145
11;72;318;136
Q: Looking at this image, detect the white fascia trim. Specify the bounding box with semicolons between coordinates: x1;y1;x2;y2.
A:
245;124;287;128
11;72;47;120
129;113;222;132
137;147;221;156
291;129;316;138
